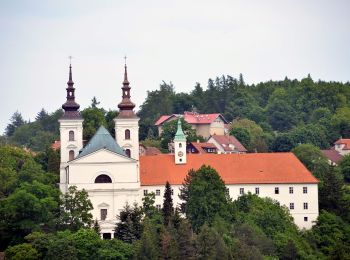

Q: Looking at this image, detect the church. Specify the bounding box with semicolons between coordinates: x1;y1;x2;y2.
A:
59;63;319;238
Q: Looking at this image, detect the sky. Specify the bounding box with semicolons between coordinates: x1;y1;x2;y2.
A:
1;0;349;134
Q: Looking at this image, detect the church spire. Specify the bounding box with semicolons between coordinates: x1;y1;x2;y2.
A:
61;61;81;119
117;58;137;118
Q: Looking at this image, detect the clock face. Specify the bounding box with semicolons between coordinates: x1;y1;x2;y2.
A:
178;151;184;157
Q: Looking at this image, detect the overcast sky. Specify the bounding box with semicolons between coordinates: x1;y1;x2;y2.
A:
1;0;349;133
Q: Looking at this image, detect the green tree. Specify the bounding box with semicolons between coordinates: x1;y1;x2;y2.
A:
338;154;350;182
182;165;232;231
81;107;107;141
163;181;174;226
134;219;159;260
5;243;41;260
230;127;251;149
5;111;25;137
115;203;143;243
59;186;93;231
292;144;329;180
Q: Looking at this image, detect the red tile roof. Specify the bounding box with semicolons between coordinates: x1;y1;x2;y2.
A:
155;112;228;126
210;135;247;152
189;142;217;154
140;153;318;186
51;140;61;150
335;139;350;150
321;149;343;163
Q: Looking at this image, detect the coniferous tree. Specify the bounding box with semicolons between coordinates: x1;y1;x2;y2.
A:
93;219;101;235
134;219;159;260
115;203;142;243
162;181;173;226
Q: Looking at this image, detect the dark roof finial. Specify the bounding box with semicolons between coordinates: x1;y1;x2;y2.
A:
123;56;129;84
68;56;73;85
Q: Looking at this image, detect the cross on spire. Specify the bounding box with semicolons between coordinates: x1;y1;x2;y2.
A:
124;55;127;66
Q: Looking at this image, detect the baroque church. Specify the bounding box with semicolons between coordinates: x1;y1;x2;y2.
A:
59;63;319;238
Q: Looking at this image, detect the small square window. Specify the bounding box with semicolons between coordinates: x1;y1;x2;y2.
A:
156;189;160;196
289;203;294;210
156;204;161;210
255;187;259;195
303;203;308;210
143;190;148;196
303;187;308;194
239;188;244;195
275;187;279;194
289;187;293;194
171;189;174;195
304;217;308;222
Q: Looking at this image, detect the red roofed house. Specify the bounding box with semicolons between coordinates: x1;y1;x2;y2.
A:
187;141;217;154
155;111;228;138
208;134;247;154
321;138;350;165
59;64;318;239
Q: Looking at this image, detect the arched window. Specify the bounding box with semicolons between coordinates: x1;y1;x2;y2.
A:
69;150;74;161
69;131;74;141
179;143;182;148
125;129;130;140
95;174;112;183
125;149;131;158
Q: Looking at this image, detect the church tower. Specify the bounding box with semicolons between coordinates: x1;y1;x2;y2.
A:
114;62;140;160
58;63;83;165
174;119;187;164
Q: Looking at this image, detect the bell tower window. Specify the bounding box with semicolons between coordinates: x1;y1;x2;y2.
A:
125;149;131;158
69;130;75;141
125;129;130;140
69;150;74;161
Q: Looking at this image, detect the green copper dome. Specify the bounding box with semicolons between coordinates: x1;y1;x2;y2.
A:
174;119;186;142
76;125;126;159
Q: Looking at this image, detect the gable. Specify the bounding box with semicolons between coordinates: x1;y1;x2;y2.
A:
70;149;135;164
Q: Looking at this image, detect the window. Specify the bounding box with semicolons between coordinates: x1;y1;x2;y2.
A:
303;187;308;194
156;189;160;196
69;150;74;161
179;158;182;162
125;129;130;140
290;203;294;210
179;143;182;148
95;174;112;183
125;149;131;158
156;204;161;210
303;203;308;210
171;189;174;195
304;217;308;222
275;187;279;194
239;188;244;195
144;190;148;196
101;209;107;220
69;130;74;141
102;233;111;240
289;187;293;194
255;187;259;195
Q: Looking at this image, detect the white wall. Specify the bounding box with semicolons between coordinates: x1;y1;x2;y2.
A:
141;183;318;230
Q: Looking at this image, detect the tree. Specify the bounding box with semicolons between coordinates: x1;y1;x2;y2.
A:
142;192;157;219
338;154;350;182
115;203;143;243
179;169;196;214
163;181;174;226
92;219;100;235
5;243;41;260
292;144;329;180
134;219;159;260
59;186;93;231
230;127;251;149
5;111;25;137
182;165;232;231
81;107;107;141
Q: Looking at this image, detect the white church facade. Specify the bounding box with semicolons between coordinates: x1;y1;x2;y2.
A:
59;63;319;238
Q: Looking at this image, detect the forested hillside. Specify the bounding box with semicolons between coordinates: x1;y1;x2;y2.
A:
3;74;349;154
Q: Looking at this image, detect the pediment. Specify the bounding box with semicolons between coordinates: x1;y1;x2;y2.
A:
70;149;136;164
98;202;110;208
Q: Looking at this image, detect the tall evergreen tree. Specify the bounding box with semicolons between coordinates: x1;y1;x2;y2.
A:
162;181;173;226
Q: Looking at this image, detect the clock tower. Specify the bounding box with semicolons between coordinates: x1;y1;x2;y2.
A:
174;119;187;164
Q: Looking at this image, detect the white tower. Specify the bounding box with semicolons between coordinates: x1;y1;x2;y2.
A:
114;63;140;161
174;119;187;164
59;63;83;191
